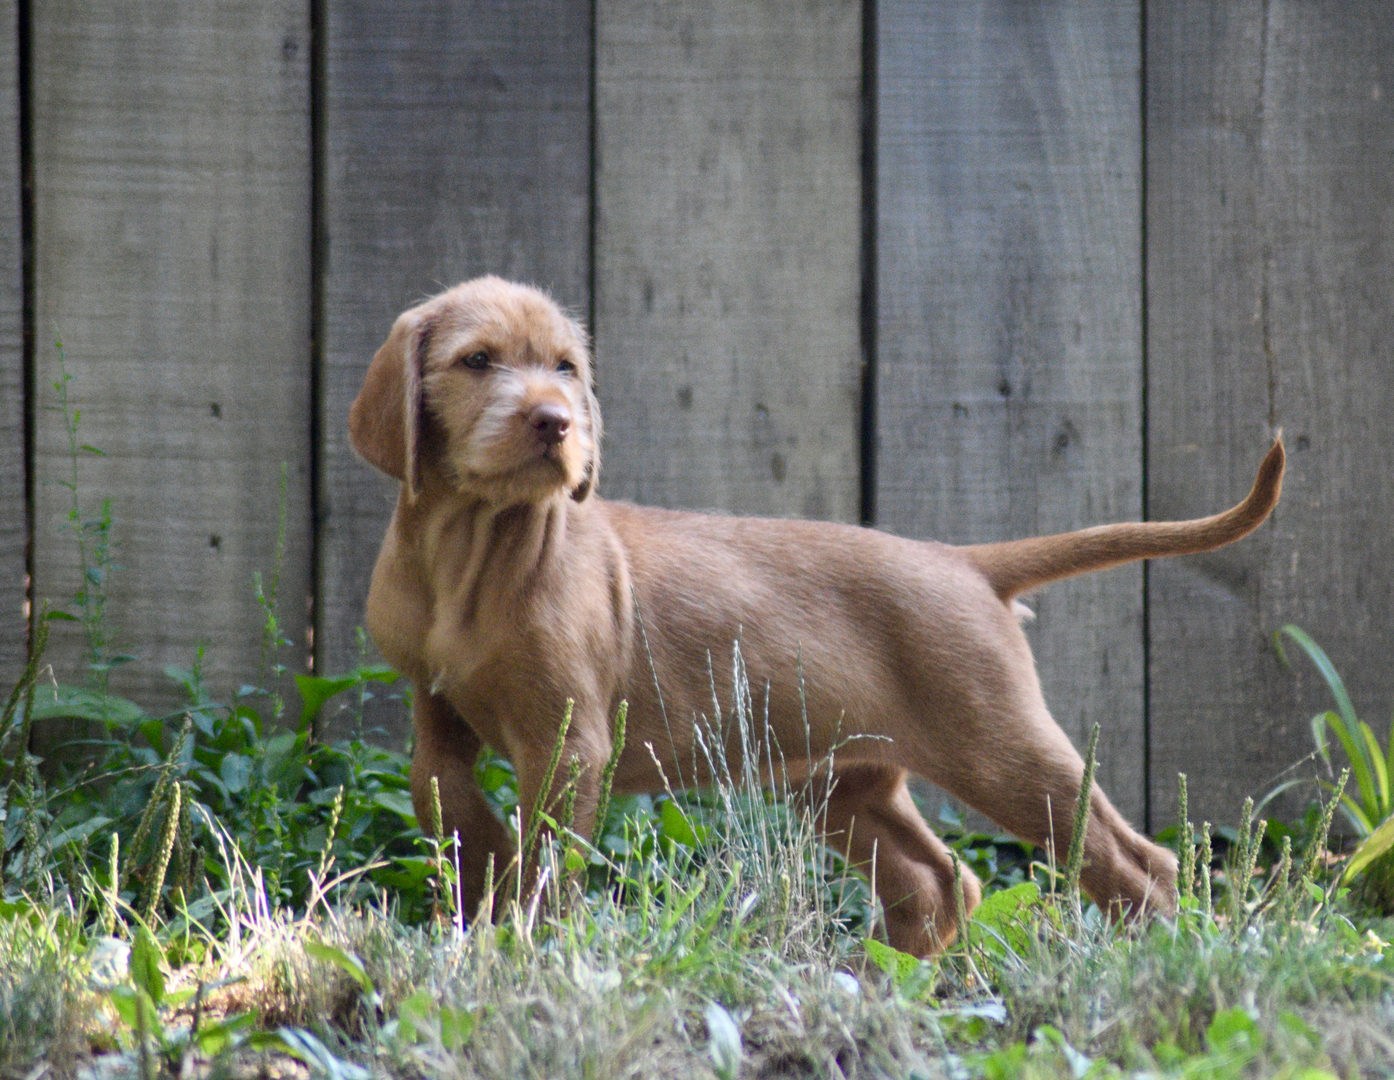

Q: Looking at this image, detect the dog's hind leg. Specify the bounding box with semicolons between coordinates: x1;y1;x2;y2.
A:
410;690;513;917
818;764;981;957
918;679;1177;921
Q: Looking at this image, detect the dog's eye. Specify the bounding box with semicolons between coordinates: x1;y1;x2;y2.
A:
556;359;576;375
459;351;490;370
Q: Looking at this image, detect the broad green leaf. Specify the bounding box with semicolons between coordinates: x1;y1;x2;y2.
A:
294;674;361;732
252;1027;371;1080
1278;626;1358;729
660;799;705;846
864;938;920;986
1359;720;1391;814
1033;1024;1095;1079
27;683;144;728
304;940;374;994
1339;792;1376;837
1277;1010;1321;1048
969;881;1040;957
1206;1007;1259;1054
46;814;112;852
1388;708;1394;795
393;997;478;1054
195;1012;256;1056
108;985;159;1036
294;665;400;733
438;1006;475;1052
1344;816;1394;883
1319;712;1378;824
371;790;417;825
219;753;252;795
372;856;434;891
396;989;435;1040
130;926;165;1007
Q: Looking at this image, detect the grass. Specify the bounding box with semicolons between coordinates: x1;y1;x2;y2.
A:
5;637;1394;1080
3;361;1394;1078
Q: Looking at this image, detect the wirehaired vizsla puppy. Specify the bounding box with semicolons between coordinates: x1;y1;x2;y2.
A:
349;275;1284;956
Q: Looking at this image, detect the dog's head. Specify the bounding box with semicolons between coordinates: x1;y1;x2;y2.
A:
349;276;601;506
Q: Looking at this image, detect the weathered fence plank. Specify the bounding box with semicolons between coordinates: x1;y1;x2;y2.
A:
1147;2;1394;828
878;1;1146;826
0;5;23;679
319;0;592;742
594;0;862;523
30;4;312;709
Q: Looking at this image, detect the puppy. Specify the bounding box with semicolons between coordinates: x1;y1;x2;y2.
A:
349;275;1284;956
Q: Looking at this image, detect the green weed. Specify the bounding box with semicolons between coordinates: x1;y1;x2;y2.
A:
1274;624;1394;911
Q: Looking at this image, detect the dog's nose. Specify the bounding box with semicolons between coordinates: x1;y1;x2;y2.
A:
529;402;571;446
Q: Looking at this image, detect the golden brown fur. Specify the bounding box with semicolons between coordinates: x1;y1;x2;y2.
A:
349;276;1285;956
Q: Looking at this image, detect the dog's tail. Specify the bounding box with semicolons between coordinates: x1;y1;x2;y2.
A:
963;438;1285;601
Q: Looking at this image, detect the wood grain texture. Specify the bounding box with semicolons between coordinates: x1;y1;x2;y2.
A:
595;0;862;523
30;3;311;710
1147;2;1394;828
878;1;1146;827
320;0;591;742
0;3;24;680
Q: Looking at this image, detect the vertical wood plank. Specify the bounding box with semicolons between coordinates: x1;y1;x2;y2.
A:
1147;2;1394;828
0;2;23;679
878;1;1146;827
595;0;862;523
320;0;592;742
31;4;311;710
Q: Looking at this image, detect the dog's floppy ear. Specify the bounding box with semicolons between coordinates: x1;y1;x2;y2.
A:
349;308;433;500
571;339;602;503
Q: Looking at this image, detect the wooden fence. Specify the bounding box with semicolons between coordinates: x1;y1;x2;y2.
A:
2;1;1390;833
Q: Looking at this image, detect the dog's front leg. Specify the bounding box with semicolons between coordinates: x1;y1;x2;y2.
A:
409;689;513;917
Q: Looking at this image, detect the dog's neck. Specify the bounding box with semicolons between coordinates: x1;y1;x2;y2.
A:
402;473;580;617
